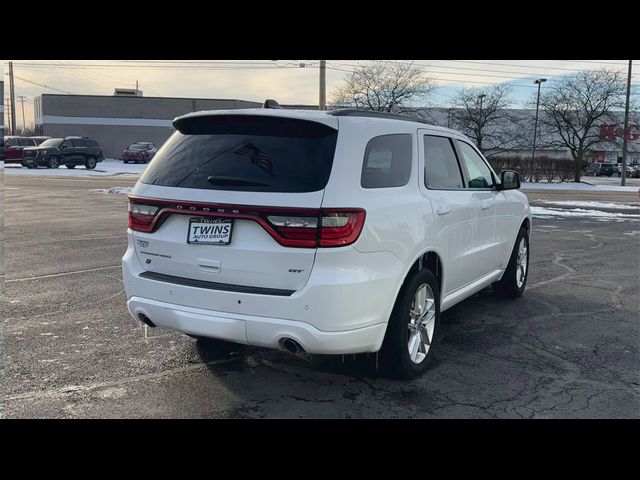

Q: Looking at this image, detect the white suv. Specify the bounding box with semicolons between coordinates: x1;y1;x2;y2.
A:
122;107;531;378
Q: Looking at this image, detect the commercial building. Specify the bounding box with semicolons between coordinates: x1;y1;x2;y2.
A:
33;92;639;164
33;93;269;158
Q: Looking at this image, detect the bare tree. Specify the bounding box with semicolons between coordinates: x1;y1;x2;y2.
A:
450;84;522;157
331;61;432;113
536;69;627;182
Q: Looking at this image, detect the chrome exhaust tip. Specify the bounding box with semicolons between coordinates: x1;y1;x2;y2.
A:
281;338;304;354
137;313;156;328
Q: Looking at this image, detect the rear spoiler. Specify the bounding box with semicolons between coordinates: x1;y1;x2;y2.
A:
172;114;337;138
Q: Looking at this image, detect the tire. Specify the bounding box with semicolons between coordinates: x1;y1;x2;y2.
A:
66;164;76;169
123;160;129;164
493;227;529;299
380;268;440;379
85;156;97;169
48;156;59;169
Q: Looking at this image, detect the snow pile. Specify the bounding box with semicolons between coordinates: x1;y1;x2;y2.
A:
522;182;638;192
2;159;147;177
530;206;640;221
538;200;640;210
92;187;133;195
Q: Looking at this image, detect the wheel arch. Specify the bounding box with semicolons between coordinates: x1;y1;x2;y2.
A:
394;248;444;307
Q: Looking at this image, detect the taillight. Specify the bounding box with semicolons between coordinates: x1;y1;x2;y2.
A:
127;196;365;248
318;210;366;247
265;210;365;247
128;203;159;232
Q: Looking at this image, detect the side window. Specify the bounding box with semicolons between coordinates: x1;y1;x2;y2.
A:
20;139;35;147
6;138;18;147
424;135;465;189
361;134;412;188
456;141;494;188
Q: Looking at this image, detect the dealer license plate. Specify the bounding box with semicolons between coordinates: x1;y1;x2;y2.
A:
187;217;233;245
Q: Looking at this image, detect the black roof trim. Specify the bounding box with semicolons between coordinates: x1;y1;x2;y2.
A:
328;109;434;126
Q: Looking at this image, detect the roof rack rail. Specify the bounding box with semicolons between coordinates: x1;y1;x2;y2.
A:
328;109;433;126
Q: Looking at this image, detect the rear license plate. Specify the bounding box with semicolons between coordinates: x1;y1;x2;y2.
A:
187;217;233;245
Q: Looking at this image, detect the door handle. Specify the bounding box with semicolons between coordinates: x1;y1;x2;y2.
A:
480;201;493;210
436;206;450;215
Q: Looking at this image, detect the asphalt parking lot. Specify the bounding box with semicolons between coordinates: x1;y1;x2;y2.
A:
2;174;639;418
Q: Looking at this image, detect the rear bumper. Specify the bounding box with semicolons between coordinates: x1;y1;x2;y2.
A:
122;232;405;353
127;296;387;354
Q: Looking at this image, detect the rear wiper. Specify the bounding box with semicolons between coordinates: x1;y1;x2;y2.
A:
207;176;270;187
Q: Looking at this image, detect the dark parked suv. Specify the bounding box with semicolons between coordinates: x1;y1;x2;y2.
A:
22;137;104;169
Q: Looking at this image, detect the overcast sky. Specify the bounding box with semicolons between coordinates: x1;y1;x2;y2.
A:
2;60;637;129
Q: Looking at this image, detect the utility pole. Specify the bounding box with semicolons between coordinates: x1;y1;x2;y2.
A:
5;98;11;134
620;60;632;187
136;80;139;91
9;61;17;135
319;60;326;110
531;78;547;182
19;95;26;134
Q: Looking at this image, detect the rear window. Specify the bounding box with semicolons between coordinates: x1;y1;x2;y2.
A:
141;115;338;192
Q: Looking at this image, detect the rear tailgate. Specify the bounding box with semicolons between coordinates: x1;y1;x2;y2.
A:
129;112;339;293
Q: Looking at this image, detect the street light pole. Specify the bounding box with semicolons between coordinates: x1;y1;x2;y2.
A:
478;93;486;111
477;94;486;151
620;60;632;187
531;78;547;181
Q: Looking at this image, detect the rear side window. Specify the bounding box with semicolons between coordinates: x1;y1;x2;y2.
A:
424;135;464;189
141;115;338;193
20;139;35;147
361;134;412;188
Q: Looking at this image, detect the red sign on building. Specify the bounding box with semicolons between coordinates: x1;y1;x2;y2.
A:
599;124;640;142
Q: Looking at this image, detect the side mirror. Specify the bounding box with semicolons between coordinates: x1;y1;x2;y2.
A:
498;170;520;190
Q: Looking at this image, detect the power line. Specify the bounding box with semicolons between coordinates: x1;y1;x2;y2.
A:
326;66;548;88
11;62;305;70
12;75;71;94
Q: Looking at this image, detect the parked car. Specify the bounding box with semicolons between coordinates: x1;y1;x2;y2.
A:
3;136;40;164
22;137;104;169
122;142;157;164
588;162;614;176
122;106;531;378
617;165;636;177
599;163;614;176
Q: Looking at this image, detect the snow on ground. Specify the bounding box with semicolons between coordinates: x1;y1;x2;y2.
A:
522;181;639;192
92;187;133;195
537;200;640;210
530;206;640;221
2;159;147;177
